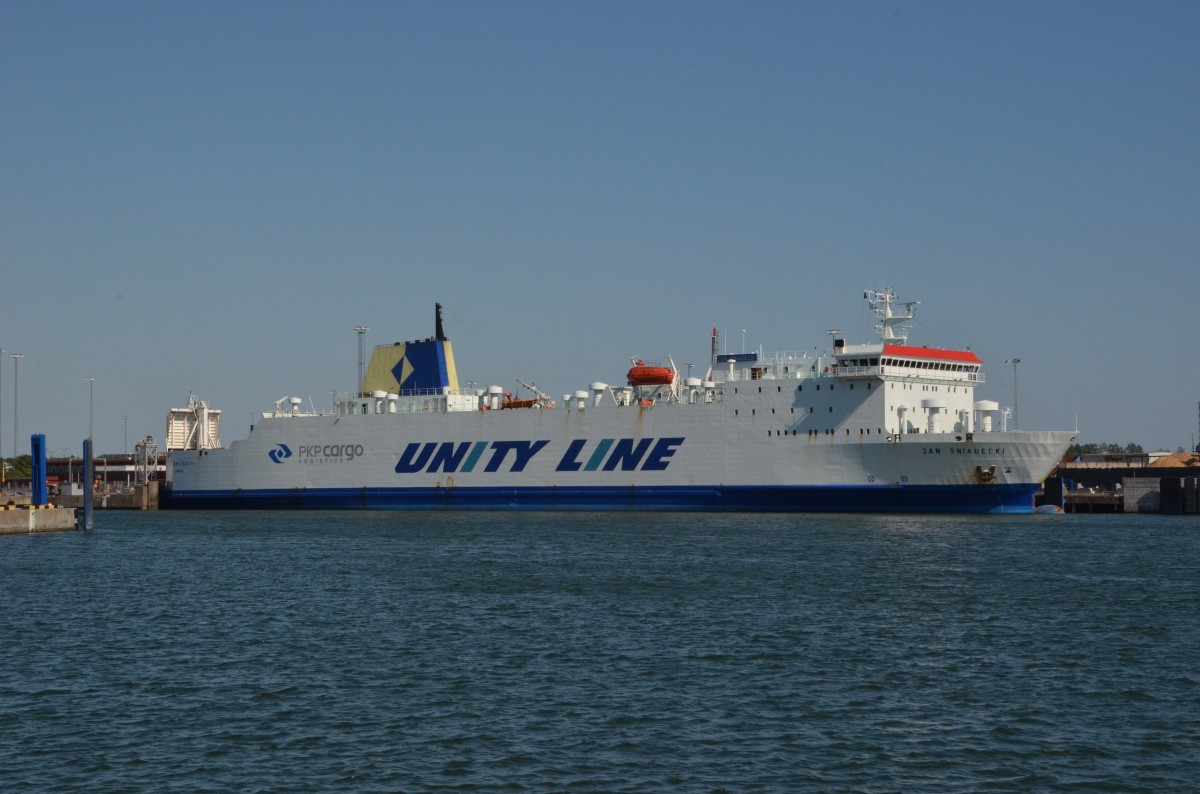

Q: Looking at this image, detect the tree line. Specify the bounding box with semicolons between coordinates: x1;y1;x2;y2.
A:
1066;442;1145;456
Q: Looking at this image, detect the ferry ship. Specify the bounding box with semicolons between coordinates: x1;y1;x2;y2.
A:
163;289;1076;513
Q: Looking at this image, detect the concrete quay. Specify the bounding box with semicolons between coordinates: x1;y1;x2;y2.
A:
1043;472;1200;515
55;481;159;510
0;505;78;534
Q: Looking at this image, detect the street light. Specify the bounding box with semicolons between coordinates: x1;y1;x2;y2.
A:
355;326;369;395
10;353;23;459
53;447;74;487
123;416;130;489
1005;358;1022;431
0;346;4;484
86;377;95;440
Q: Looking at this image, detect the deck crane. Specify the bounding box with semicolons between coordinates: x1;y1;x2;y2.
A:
516;379;554;409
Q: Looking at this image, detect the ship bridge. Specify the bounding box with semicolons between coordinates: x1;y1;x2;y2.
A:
873;344;984;384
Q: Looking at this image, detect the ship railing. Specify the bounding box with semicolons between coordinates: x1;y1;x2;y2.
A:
333;387;479;400
712;351;823;382
828;364;880;379
874;367;985;384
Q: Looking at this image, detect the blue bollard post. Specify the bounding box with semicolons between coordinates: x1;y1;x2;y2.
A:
31;434;47;506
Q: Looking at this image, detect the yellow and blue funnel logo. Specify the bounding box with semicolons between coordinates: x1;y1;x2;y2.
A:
361;339;460;394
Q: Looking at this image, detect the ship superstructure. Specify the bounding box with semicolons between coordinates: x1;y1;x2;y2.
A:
165;293;1076;513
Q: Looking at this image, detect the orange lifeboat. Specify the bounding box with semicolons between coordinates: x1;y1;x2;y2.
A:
627;360;674;386
501;392;538;409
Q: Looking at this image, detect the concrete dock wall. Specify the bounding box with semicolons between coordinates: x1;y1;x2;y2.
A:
54;481;159;510
0;506;77;534
1122;478;1161;514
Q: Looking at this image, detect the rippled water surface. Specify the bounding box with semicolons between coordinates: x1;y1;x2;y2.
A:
2;511;1198;792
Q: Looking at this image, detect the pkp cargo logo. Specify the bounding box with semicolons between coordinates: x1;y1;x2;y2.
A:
268;444;293;464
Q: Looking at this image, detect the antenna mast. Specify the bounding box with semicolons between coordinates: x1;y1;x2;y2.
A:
355;325;368;396
865;287;919;345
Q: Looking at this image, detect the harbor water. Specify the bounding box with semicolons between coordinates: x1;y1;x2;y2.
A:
2;511;1197;792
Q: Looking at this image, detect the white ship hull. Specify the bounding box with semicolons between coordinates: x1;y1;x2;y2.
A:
164;294;1076;513
166;399;1074;513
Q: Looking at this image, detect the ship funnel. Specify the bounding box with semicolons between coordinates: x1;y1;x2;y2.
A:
361;304;459;395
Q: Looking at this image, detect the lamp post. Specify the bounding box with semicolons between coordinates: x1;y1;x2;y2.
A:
86;377;95;494
123;416;130;489
355;326;368;396
0;346;4;486
1005;358;1021;431
55;448;72;486
86;377;95;440
10;353;23;459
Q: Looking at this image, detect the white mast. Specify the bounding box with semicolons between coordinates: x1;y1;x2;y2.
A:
866;287;919;344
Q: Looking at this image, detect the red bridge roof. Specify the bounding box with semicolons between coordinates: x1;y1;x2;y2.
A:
882;344;982;364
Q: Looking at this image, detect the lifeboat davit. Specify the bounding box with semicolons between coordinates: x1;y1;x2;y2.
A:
627;360;674;386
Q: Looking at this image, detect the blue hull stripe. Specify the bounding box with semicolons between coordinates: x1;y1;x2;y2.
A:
163;484;1038;514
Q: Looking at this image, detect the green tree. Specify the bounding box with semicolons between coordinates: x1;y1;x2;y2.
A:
2;456;33;478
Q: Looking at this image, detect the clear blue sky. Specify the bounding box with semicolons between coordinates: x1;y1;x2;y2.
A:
2;0;1197;457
